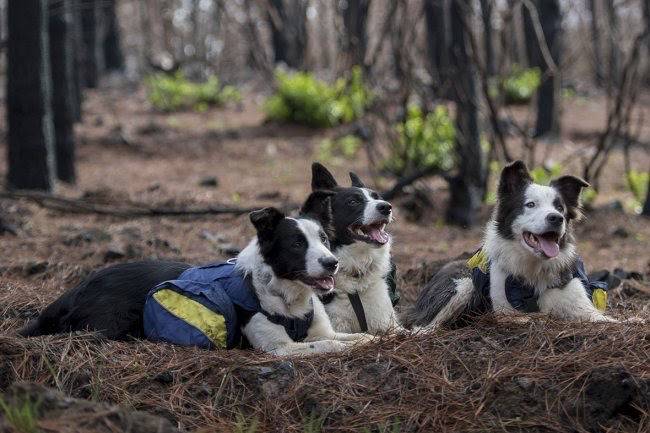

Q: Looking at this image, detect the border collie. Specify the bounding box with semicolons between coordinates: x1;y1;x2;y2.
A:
407;161;617;329
21;192;372;355
310;163;403;333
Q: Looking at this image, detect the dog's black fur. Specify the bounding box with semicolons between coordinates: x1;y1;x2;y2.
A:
20;261;190;339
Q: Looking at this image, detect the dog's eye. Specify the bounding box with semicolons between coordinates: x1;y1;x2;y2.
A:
347;199;358;206
292;240;304;249
319;232;328;244
555;204;564;213
370;192;379;199
525;202;535;208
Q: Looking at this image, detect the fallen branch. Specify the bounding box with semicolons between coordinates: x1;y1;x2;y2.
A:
0;190;290;218
382;167;449;201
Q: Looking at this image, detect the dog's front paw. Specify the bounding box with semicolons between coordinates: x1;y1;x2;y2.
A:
348;333;376;345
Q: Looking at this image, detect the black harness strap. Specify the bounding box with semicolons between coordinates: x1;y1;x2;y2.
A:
347;292;368;332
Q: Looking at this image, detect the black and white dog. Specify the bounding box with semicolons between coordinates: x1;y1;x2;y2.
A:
21;192;372;355
407;161;617;329
311;163;403;333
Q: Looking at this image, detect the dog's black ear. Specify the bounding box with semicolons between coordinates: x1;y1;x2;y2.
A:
300;191;335;236
311;162;338;190
498;160;532;196
349;172;366;188
550;175;590;219
249;207;285;242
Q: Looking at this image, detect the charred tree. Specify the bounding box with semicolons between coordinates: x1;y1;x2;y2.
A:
604;0;620;93
103;0;124;71
7;0;55;191
81;0;104;88
588;0;604;87
70;1;84;121
479;0;495;76
49;0;76;183
523;0;562;138
340;0;371;70
268;0;308;69
424;0;449;91
446;0;485;228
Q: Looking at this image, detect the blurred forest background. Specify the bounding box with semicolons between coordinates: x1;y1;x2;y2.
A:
0;0;649;228
0;1;650;432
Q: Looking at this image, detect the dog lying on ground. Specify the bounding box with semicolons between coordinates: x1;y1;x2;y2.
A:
21;192;372;355
406;161;618;329
311;163;404;333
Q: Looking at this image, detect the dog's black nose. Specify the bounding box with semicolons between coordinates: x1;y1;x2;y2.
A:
546;213;564;226
319;257;339;272
376;202;392;216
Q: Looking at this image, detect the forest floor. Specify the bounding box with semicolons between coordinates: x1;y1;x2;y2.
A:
0;82;649;432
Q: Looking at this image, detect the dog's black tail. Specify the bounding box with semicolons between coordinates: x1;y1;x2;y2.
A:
20;261;191;339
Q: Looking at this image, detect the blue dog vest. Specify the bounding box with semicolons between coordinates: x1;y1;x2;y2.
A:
467;250;608;313
143;262;314;349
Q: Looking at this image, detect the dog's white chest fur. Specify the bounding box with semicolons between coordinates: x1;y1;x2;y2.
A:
325;241;401;333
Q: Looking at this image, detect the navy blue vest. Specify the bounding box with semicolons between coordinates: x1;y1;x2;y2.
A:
143;262;314;349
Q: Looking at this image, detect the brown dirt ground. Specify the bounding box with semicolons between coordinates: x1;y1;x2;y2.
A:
0;85;649;432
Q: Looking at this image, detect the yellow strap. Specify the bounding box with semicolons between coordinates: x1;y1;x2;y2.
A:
153;289;228;348
592;288;607;312
467;249;489;273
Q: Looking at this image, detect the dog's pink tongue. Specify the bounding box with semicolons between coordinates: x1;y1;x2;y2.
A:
538;237;560;258
368;227;389;244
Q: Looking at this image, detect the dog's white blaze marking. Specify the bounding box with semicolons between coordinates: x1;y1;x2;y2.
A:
294;218;336;278
512;184;565;239
361;188;390;225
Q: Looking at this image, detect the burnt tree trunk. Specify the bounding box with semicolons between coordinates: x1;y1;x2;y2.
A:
479;0;495;76
103;0;124;71
424;0;449;91
81;0;104;88
446;0;485;228
49;0;76;183
588;0;604;87
268;0;308;69
340;0;371;70
604;0;620;94
70;1;84;121
7;0;55;191
523;0;562;138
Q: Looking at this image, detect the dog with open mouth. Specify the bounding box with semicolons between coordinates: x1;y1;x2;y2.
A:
311;163;403;334
21;191;373;355
406;161;618;329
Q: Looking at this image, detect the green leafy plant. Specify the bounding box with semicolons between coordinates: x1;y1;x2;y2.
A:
529;163;563;185
626;170;649;213
145;72;240;112
318;135;362;162
265;66;372;128
501;66;541;104
383;105;455;177
0;396;41;433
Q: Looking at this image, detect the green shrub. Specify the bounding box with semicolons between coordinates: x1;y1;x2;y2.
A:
145;72;240;112
501;66;541;104
529;163;563;185
265;66;372;128
318;135;362;162
626;170;649;213
0;396;41;433
383;105;455;177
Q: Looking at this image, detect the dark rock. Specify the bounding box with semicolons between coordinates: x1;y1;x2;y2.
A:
104;243;127;261
235;361;296;399
1;383;181;433
153;371;174;384
23;261;49;276
256;191;282;200
612;227;630;238
219;243;240;256
199;176;219;188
